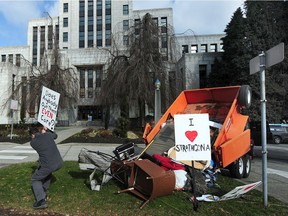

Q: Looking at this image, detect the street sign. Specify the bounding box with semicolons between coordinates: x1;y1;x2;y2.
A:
250;42;284;75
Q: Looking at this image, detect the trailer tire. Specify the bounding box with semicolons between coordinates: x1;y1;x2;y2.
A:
229;157;245;179
243;155;251;178
273;135;282;144
238;85;252;109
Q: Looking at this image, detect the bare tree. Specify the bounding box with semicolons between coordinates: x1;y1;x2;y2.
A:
101;13;180;129
4;25;78;124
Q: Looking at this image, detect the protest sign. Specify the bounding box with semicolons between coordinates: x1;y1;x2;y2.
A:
219;181;262;201
174;114;211;161
37;86;60;131
196;181;262;202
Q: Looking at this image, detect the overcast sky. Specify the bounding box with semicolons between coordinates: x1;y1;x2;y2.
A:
0;0;244;47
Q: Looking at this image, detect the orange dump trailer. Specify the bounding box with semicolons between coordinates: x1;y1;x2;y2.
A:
143;85;253;179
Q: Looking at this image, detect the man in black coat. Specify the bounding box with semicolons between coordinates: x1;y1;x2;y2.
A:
29;126;63;209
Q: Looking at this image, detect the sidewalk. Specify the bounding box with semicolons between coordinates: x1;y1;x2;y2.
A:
19;126;128;163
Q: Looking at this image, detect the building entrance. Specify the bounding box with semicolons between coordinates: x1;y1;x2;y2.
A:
78;106;102;121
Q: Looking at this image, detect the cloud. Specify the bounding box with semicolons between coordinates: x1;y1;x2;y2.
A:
0;0;59;46
43;0;59;17
0;1;42;26
134;0;244;35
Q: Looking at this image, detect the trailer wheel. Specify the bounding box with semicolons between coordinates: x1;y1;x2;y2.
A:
229;157;245;179
243;155;251;178
238;85;252;109
273;135;282;144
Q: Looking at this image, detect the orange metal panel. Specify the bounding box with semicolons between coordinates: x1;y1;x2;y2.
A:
219;129;251;168
145;91;187;144
144;85;251;170
145;86;241;144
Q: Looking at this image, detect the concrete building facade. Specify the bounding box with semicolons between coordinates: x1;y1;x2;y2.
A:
0;0;224;126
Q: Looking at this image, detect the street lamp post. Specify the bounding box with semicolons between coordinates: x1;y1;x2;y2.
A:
10;74;16;139
154;79;161;124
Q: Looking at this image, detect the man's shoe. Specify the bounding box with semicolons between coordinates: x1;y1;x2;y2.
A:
32;199;48;209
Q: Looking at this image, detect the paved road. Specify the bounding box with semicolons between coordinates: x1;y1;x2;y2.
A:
0;126;287;204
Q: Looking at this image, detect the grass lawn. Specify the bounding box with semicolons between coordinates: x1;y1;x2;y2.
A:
0;161;287;216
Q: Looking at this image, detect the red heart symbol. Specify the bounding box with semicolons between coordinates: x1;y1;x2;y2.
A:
185;130;198;142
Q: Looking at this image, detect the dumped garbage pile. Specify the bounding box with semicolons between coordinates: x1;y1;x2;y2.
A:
78;86;255;210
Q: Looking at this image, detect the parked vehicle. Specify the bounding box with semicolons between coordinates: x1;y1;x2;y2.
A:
250;121;273;146
143;85;253;179
269;124;288;144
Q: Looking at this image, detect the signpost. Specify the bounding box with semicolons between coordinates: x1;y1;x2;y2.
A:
249;42;284;207
37;86;60;131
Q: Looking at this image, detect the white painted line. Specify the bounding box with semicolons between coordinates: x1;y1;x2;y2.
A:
0;155;27;160
0;150;36;154
13;146;33;149
267;168;288;179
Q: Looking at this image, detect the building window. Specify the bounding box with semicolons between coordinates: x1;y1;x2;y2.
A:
55;25;59;48
161;34;167;48
123;35;129;46
96;67;102;88
97;31;102;47
105;0;111;47
63;3;68;13
63;32;68;42
210;44;217;52
191;44;198;53
88;0;94;15
88;69;93;98
88;0;94;48
48;25;53;49
123;20;129;31
79;0;85;48
88;31;94;47
1;55;6;62
16;54;21;67
152;17;158;25
97;0;102;15
63;17;68;27
123;4;129;15
160;17;167;33
220;43;224;51
199;64;207;88
182;45;188;54
8;54;13;63
161;52;168;61
134;19;140;35
40;26;45;58
200;44;207;53
105;23;111;30
105;0;111;15
105;30;111;46
80;70;85;98
32;26;38;65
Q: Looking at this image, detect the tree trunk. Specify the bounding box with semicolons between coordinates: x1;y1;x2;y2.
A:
104;105;110;130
